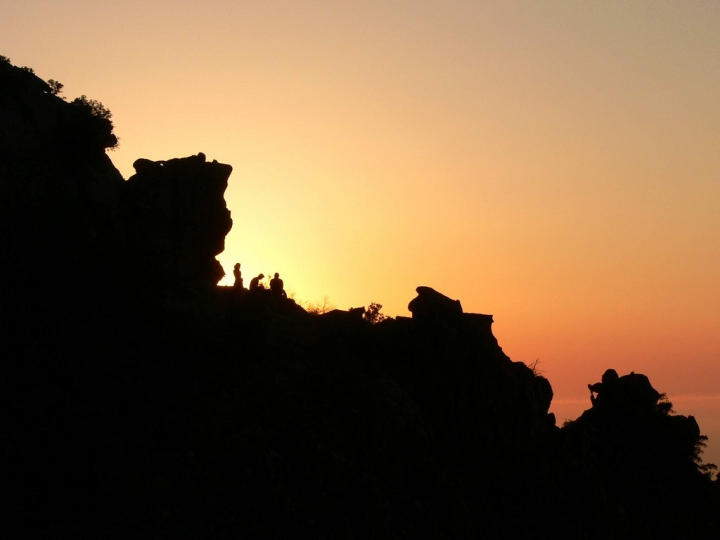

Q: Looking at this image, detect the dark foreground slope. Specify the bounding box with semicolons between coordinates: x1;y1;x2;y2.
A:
1;58;718;539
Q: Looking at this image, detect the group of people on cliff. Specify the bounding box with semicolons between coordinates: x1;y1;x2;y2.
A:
232;263;286;298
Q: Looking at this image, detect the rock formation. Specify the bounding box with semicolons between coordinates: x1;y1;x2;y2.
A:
563;370;715;537
0;58;125;298
125;154;233;294
2;57;718;539
408;286;463;320
1;58;234;301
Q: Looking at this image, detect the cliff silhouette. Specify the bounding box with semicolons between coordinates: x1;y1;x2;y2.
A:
2;58;718;539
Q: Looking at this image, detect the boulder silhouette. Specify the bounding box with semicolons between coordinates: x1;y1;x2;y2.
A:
408;286;463;320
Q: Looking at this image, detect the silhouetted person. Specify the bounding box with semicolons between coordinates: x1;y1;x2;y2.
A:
270;272;286;298
249;273;265;292
588;368;619;408
233;263;243;289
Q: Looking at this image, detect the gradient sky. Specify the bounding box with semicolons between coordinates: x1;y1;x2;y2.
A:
3;0;719;467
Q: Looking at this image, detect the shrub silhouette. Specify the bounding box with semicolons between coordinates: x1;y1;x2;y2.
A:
363;302;388;324
70;94;113;120
68;94;118;149
306;295;334;314
47;78;64;96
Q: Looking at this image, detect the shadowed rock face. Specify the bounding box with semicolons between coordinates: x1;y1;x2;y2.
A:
1;60;233;299
125;154;233;294
0;59;125;296
563;370;715;537
2;58;719;538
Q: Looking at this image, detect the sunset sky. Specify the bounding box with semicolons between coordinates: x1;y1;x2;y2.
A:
3;1;719;467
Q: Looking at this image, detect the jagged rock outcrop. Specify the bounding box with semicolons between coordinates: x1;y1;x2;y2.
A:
1;59;239;536
205;286;560;538
0;59;125;296
124;154;233;294
578;371;707;473
2;58;718;538
561;370;715;538
1;57;234;302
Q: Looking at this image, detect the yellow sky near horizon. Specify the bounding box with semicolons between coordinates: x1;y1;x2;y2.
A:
3;0;719;466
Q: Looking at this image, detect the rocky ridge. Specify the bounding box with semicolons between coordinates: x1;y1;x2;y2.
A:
1;57;718;539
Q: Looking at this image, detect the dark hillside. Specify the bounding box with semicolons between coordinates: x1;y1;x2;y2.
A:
1;58;718;538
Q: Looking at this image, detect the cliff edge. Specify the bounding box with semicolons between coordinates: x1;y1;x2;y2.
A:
1;57;717;539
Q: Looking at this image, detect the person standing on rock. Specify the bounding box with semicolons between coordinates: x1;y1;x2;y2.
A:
233;263;243;290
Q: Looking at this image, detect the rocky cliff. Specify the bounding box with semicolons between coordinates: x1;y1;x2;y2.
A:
125;154;233;295
2;57;718;539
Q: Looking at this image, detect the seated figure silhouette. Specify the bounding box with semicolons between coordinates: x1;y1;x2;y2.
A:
588;368;619;409
249;274;265;293
233;263;243;289
270;273;286;298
